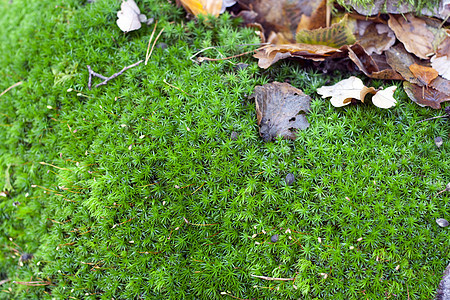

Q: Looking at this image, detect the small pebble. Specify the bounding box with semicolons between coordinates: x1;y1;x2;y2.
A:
234;63;249;71
285;173;295;186
20;253;33;263
271;234;279;243
436;218;449;227
230;131;238;141
435;136;443;148
156;43;168;50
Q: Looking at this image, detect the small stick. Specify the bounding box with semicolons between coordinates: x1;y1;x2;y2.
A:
95;60;143;88
112;218;134;229
190;182;205;195
190;43;270;63
87;60;143;89
0;279;10;285
196;45;269;62
220;291;252;300
163;79;193;97
183;217;218;227
38;161;72;171
0;81;23;97
417;115;448;123
250;274;295;281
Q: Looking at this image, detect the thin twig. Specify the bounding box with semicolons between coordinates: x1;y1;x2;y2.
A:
0;81;23;97
190;182;205;195
163;79;193;97
87;60;143;89
146;27;165;65
0;278;10;285
39;161;72;171
196;46;269;62
95;60;143;88
250;274;295;281
220;291;252;300
416;115;448;124
13;280;52;286
145;21;158;65
190;43;270;63
183;217;218;227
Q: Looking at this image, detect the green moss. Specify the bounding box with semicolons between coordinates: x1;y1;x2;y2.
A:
338;0;442;15
0;0;449;299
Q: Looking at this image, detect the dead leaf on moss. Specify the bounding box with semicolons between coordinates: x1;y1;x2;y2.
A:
317;76;396;109
409;63;439;86
372;86;397;109
403;81;450;109
177;0;235;17
251;82;311;142
316;76;367;107
388;14;436;59
253;43;339;68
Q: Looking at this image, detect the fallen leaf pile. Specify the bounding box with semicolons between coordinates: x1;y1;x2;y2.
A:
317;76;397;109
176;0;450;110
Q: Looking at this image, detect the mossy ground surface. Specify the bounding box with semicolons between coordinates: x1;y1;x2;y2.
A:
0;0;449;299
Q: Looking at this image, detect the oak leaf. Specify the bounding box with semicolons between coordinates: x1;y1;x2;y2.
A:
317;76;396;109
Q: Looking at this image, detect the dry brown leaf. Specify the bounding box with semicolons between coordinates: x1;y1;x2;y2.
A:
408;63;439;85
360;86;377;101
253;43;339;69
177;0;235;16
237;0;325;41
251;82;311;142
385;44;422;85
372;86;397;109
345;43;379;76
430;76;450;96
388;14;435;59
367;53;404;80
357;22;396;55
295;0;327;31
403;81;450;109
